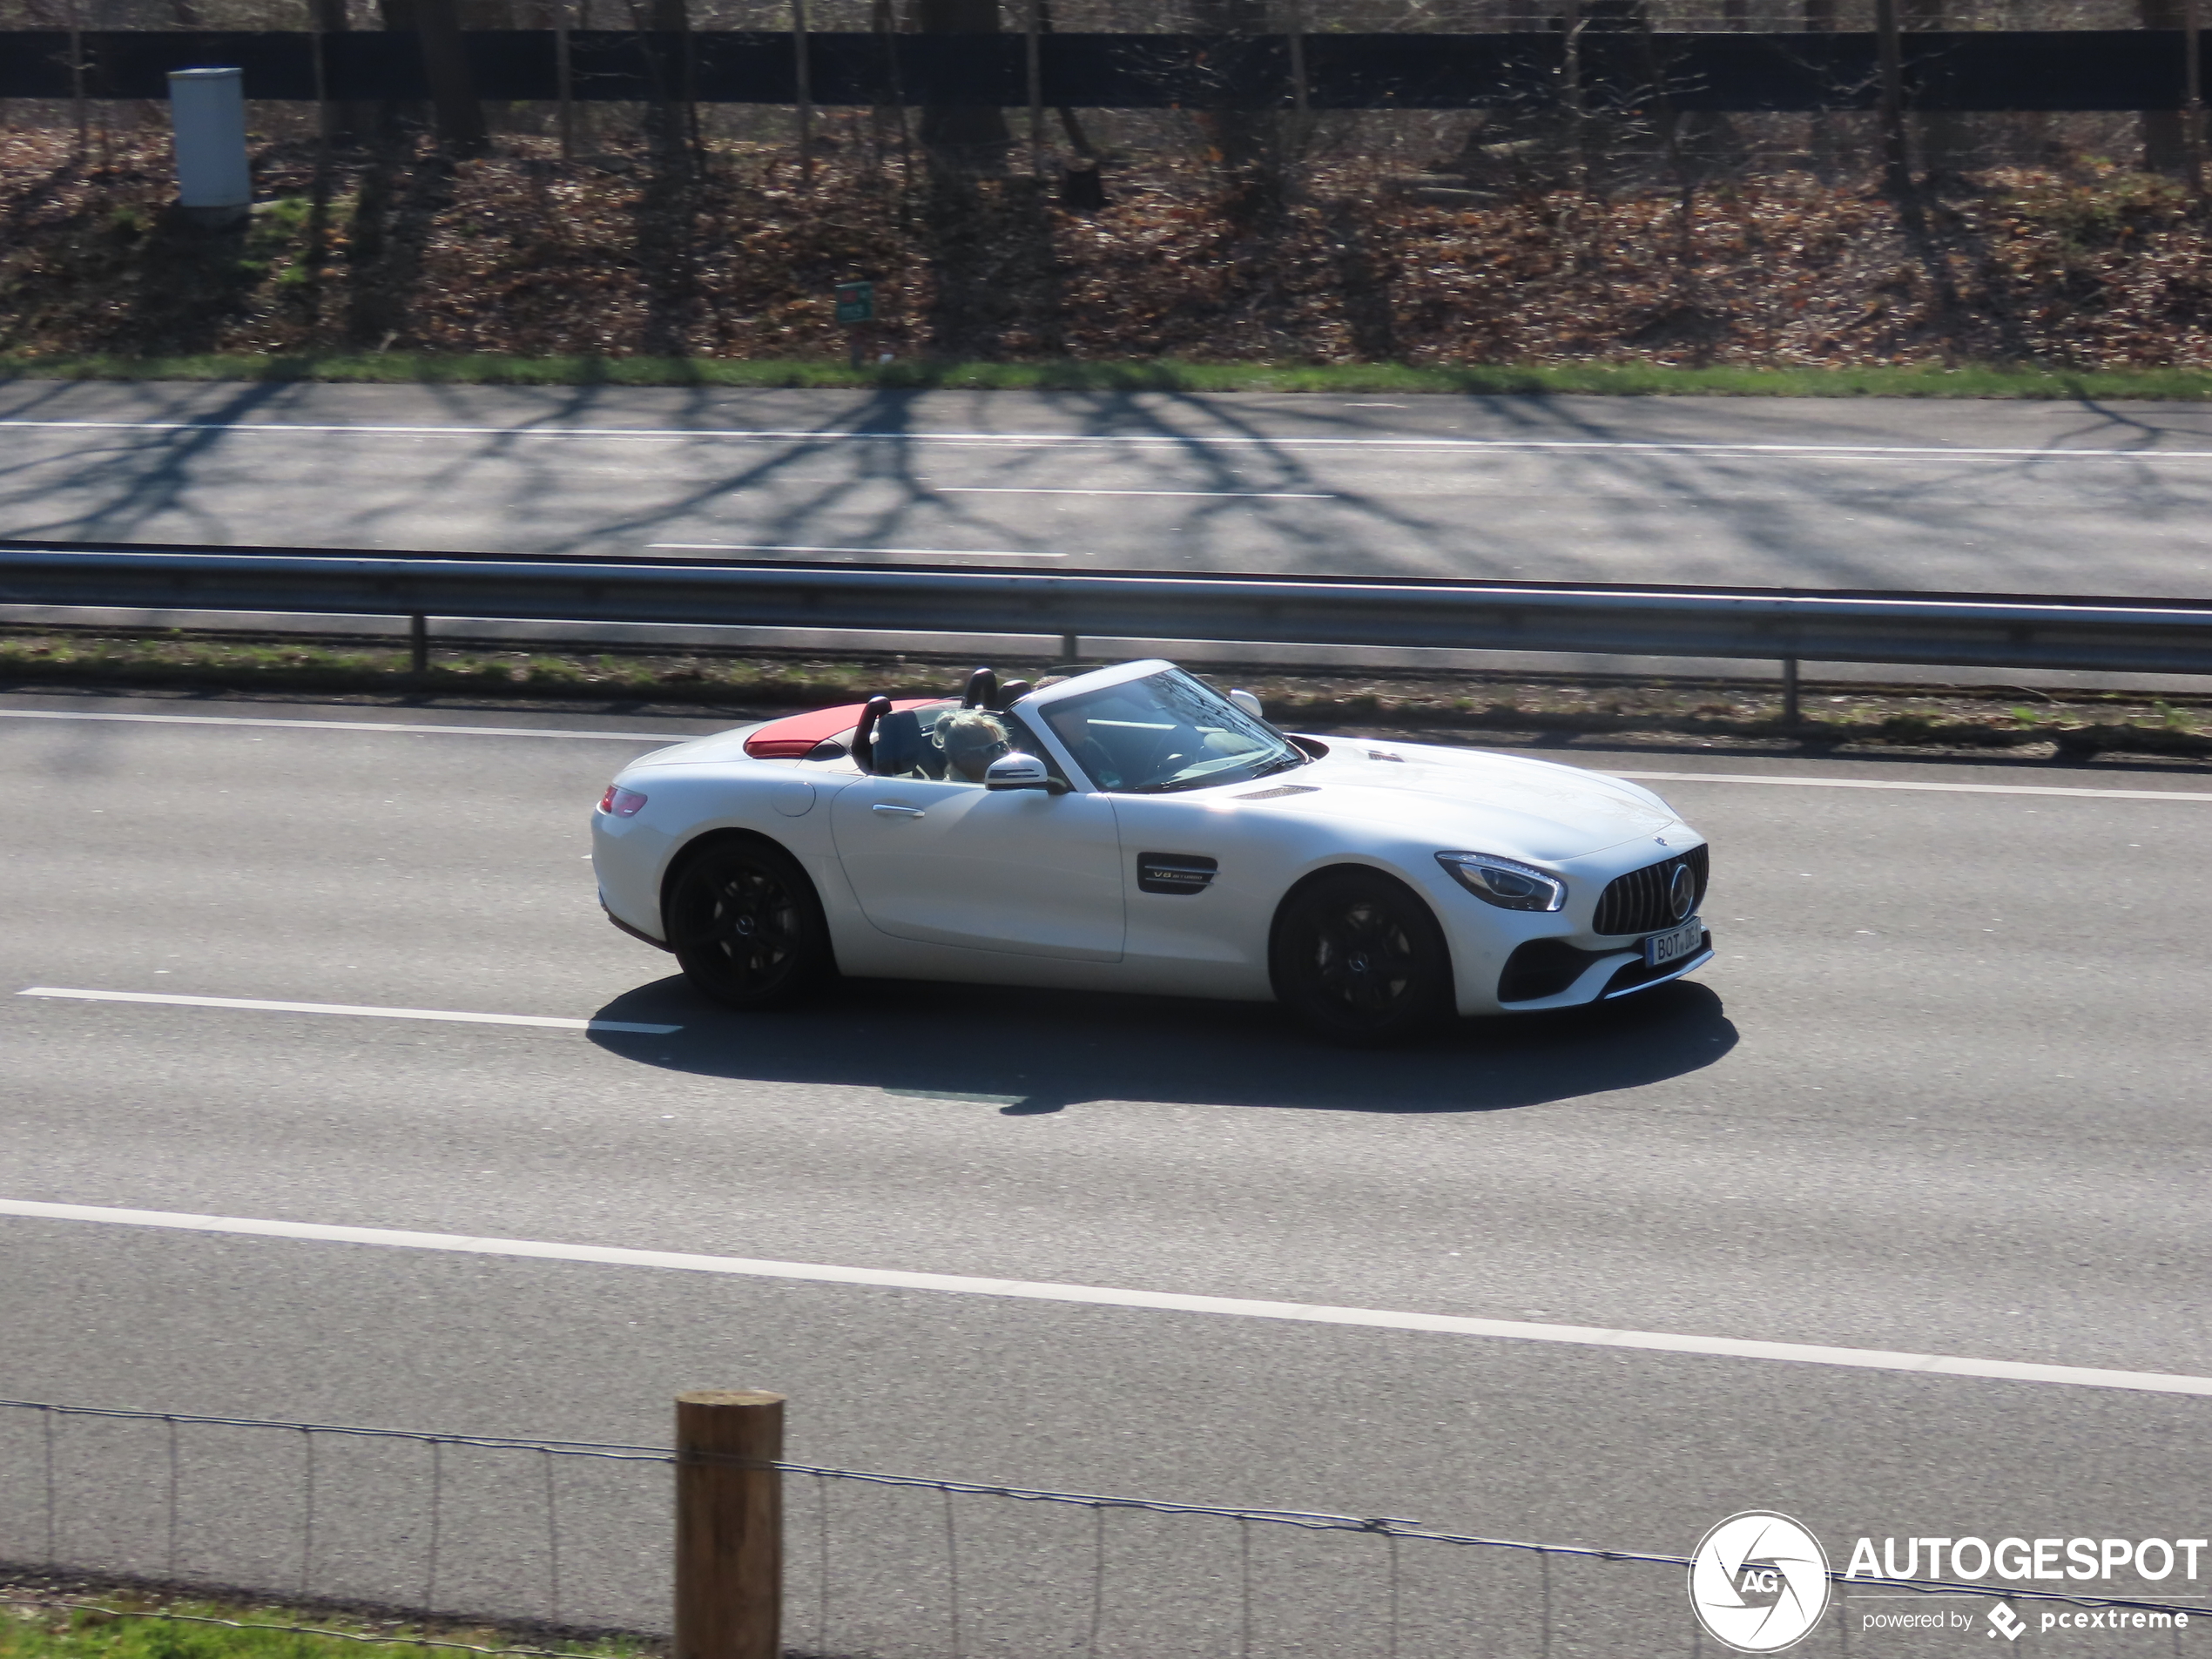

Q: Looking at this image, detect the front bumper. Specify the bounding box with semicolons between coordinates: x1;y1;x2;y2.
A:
1494;929;1714;1012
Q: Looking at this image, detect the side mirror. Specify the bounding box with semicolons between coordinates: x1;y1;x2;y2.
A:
985;753;1066;792
1229;689;1264;718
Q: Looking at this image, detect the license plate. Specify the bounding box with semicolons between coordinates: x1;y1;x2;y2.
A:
1643;917;1704;967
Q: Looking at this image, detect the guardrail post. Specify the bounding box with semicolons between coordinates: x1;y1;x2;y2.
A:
1781;657;1801;726
1060;631;1079;664
675;1389;784;1659
409;614;428;674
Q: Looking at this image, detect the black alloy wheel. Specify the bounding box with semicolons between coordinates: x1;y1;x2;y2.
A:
665;839;833;1009
1271;871;1453;1046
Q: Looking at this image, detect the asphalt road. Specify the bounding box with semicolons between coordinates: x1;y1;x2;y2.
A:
10;381;2212;596
3;688;2209;1656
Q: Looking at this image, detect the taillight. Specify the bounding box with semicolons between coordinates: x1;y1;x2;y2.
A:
598;786;648;817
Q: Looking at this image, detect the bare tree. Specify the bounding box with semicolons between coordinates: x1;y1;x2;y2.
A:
381;0;489;153
910;0;1010;168
2142;0;2189;172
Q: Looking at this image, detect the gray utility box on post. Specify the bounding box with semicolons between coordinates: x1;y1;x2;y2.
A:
168;67;251;226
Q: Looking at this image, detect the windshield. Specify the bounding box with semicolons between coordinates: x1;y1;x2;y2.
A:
1041;669;1308;794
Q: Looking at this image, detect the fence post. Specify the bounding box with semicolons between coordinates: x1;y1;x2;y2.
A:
675;1389;785;1659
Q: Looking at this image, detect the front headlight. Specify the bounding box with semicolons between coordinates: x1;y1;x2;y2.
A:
1436;851;1567;912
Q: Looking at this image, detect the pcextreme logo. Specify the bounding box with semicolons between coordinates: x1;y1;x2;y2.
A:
1688;1511;1834;1653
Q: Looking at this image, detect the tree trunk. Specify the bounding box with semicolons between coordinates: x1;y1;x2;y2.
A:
1899;0;1965;179
644;0;697;174
1873;0;1913;196
399;0;488;154
908;0;1008;169
314;0;376;145
2143;0;2190;172
1804;0;1837;179
1190;0;1268;181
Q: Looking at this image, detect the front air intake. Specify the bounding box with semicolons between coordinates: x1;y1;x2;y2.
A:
1592;846;1710;937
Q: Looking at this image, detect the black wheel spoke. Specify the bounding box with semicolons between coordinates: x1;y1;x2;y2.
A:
1276;875;1450;1044
670;843;830;1009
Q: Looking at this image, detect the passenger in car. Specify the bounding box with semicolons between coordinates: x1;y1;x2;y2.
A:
934;709;1013;782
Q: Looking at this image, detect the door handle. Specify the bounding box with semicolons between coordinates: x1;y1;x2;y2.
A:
871;803;927;818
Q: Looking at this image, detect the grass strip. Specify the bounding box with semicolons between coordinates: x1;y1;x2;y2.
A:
0;1588;649;1659
10;353;2212;400
6;628;2212;759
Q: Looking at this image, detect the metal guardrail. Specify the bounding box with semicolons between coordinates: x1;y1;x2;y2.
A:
5;539;2212;684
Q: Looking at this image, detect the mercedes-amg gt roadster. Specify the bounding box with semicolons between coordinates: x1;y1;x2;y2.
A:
592;659;1712;1044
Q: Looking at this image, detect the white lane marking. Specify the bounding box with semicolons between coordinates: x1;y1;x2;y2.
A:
0;709;690;740
0;1198;2203;1398
648;542;1066;557
10;416;2212;464
934;487;1336;499
1610;769;2212;803
2;708;2204;799
18;988;680;1035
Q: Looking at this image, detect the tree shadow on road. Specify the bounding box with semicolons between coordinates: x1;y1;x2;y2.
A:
587;974;1736;1115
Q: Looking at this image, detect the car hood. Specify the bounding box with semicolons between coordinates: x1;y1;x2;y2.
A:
1261;740;1683;860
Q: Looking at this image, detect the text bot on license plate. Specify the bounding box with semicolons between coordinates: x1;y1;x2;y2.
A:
1642;917;1703;968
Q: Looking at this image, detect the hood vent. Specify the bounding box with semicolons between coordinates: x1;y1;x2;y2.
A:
1238;784;1320;800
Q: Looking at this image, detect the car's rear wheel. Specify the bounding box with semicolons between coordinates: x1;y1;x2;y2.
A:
1271;870;1453;1046
664;837;833;1009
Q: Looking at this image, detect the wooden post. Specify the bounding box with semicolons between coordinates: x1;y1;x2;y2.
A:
675;1390;784;1659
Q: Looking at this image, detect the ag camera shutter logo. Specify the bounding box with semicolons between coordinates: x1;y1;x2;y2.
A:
1688;1512;1833;1653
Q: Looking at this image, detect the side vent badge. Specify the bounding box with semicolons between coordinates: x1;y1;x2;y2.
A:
1137;853;1218;896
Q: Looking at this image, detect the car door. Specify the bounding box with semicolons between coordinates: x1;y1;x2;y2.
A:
827;776;1126;962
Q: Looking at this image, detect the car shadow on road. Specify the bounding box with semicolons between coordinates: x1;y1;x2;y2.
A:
586;975;1737;1115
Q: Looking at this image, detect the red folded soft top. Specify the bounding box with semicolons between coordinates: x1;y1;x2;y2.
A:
741;699;940;759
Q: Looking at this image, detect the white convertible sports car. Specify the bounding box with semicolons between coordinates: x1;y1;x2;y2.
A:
592;659;1712;1044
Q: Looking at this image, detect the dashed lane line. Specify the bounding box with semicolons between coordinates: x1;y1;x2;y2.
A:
17;987;680;1035
0;1198;2206;1398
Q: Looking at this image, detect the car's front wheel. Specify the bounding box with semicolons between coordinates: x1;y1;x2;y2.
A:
1271;870;1453;1046
664;837;834;1009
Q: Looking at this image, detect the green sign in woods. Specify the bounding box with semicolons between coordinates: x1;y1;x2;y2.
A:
834;281;875;325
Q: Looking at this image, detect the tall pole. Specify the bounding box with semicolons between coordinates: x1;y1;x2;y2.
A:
674;1391;784;1659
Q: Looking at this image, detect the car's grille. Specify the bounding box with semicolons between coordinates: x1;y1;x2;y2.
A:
1592;845;1710;936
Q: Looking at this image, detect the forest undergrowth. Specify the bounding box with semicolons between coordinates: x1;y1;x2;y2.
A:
3;126;2211;369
